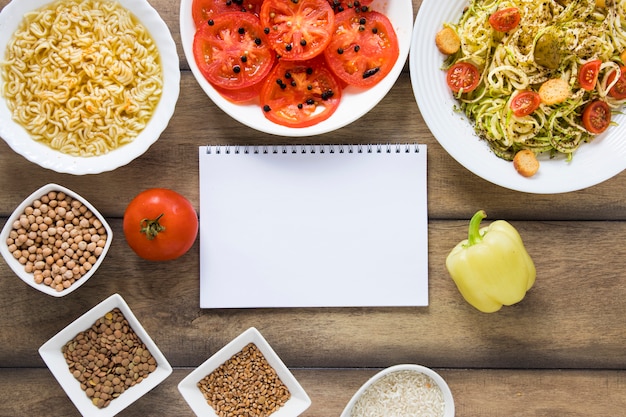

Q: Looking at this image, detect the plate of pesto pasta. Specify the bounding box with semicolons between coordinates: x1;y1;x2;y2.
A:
0;0;179;175
410;0;626;193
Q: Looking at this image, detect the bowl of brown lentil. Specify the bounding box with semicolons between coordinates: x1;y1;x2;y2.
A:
0;183;112;297
38;293;173;416
178;327;311;417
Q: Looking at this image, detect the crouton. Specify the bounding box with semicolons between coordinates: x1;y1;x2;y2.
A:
513;149;540;177
538;78;570;105
435;27;461;55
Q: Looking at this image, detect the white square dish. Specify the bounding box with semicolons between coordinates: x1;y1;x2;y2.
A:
0;183;112;297
39;293;173;417
178;327;311;417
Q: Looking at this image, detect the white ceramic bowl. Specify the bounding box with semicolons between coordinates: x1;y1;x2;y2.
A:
410;0;626;193
0;183;113;297
179;0;413;137
341;364;455;417
178;327;311;417
0;0;180;175
39;293;173;417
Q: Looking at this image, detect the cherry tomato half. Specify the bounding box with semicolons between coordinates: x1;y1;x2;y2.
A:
259;58;342;127
193;12;275;90
578;59;601;91
510;91;541;117
123;189;198;261
607;66;626;99
582;100;611;134
323;8;400;88
260;0;335;61
191;0;263;27
446;62;480;93
489;7;521;32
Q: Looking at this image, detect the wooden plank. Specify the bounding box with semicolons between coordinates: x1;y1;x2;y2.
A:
1;219;625;370
0;368;624;416
0;71;625;220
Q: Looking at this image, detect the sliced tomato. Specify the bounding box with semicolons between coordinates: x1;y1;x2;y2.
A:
607;66;626;99
259;58;342;127
192;0;263;26
510;91;540;117
323;9;399;88
212;81;263;103
446;62;480;93
582;100;611;134
260;0;335;60
578;59;601;91
489;7;521;32
193;12;275;90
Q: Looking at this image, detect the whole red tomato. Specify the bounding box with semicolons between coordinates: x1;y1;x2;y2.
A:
123;188;198;261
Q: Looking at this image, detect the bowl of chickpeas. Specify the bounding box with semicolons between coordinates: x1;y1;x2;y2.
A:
0;183;112;297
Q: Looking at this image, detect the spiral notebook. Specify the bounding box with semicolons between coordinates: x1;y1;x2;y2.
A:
199;144;428;308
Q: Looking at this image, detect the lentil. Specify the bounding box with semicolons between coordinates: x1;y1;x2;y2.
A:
62;308;157;409
197;343;290;417
6;191;108;292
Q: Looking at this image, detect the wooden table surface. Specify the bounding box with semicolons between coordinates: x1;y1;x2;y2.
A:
1;0;626;416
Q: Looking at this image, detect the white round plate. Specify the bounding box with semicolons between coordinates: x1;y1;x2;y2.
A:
180;0;413;137
410;0;626;194
0;0;180;175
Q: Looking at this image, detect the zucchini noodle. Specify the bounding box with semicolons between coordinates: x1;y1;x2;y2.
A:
0;0;162;157
444;0;626;161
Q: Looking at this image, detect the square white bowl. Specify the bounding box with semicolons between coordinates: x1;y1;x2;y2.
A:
39;293;173;417
0;183;112;297
178;327;311;417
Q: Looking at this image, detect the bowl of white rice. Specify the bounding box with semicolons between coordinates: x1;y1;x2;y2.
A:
341;364;454;417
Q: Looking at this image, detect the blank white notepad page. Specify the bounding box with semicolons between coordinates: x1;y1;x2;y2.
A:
199;144;428;308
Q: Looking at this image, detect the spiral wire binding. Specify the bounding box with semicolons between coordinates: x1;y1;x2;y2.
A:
205;143;420;154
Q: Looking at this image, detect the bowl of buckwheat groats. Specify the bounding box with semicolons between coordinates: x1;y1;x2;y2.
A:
39;293;173;417
178;327;311;417
0;183;112;297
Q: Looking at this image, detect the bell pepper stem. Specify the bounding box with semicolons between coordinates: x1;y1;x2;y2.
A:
467;210;487;247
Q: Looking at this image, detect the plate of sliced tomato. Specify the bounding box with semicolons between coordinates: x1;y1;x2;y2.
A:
410;0;626;194
180;0;413;136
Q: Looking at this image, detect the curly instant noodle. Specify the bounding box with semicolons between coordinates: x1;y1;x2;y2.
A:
1;0;162;157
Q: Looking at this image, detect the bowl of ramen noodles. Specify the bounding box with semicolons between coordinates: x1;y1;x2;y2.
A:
0;0;180;174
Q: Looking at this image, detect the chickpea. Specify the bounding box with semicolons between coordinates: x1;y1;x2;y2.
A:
19;216;29;228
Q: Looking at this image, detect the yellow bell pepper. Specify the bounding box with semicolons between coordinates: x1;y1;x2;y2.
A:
446;210;536;313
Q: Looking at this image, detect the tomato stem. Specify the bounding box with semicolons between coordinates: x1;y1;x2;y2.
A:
140;214;165;240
